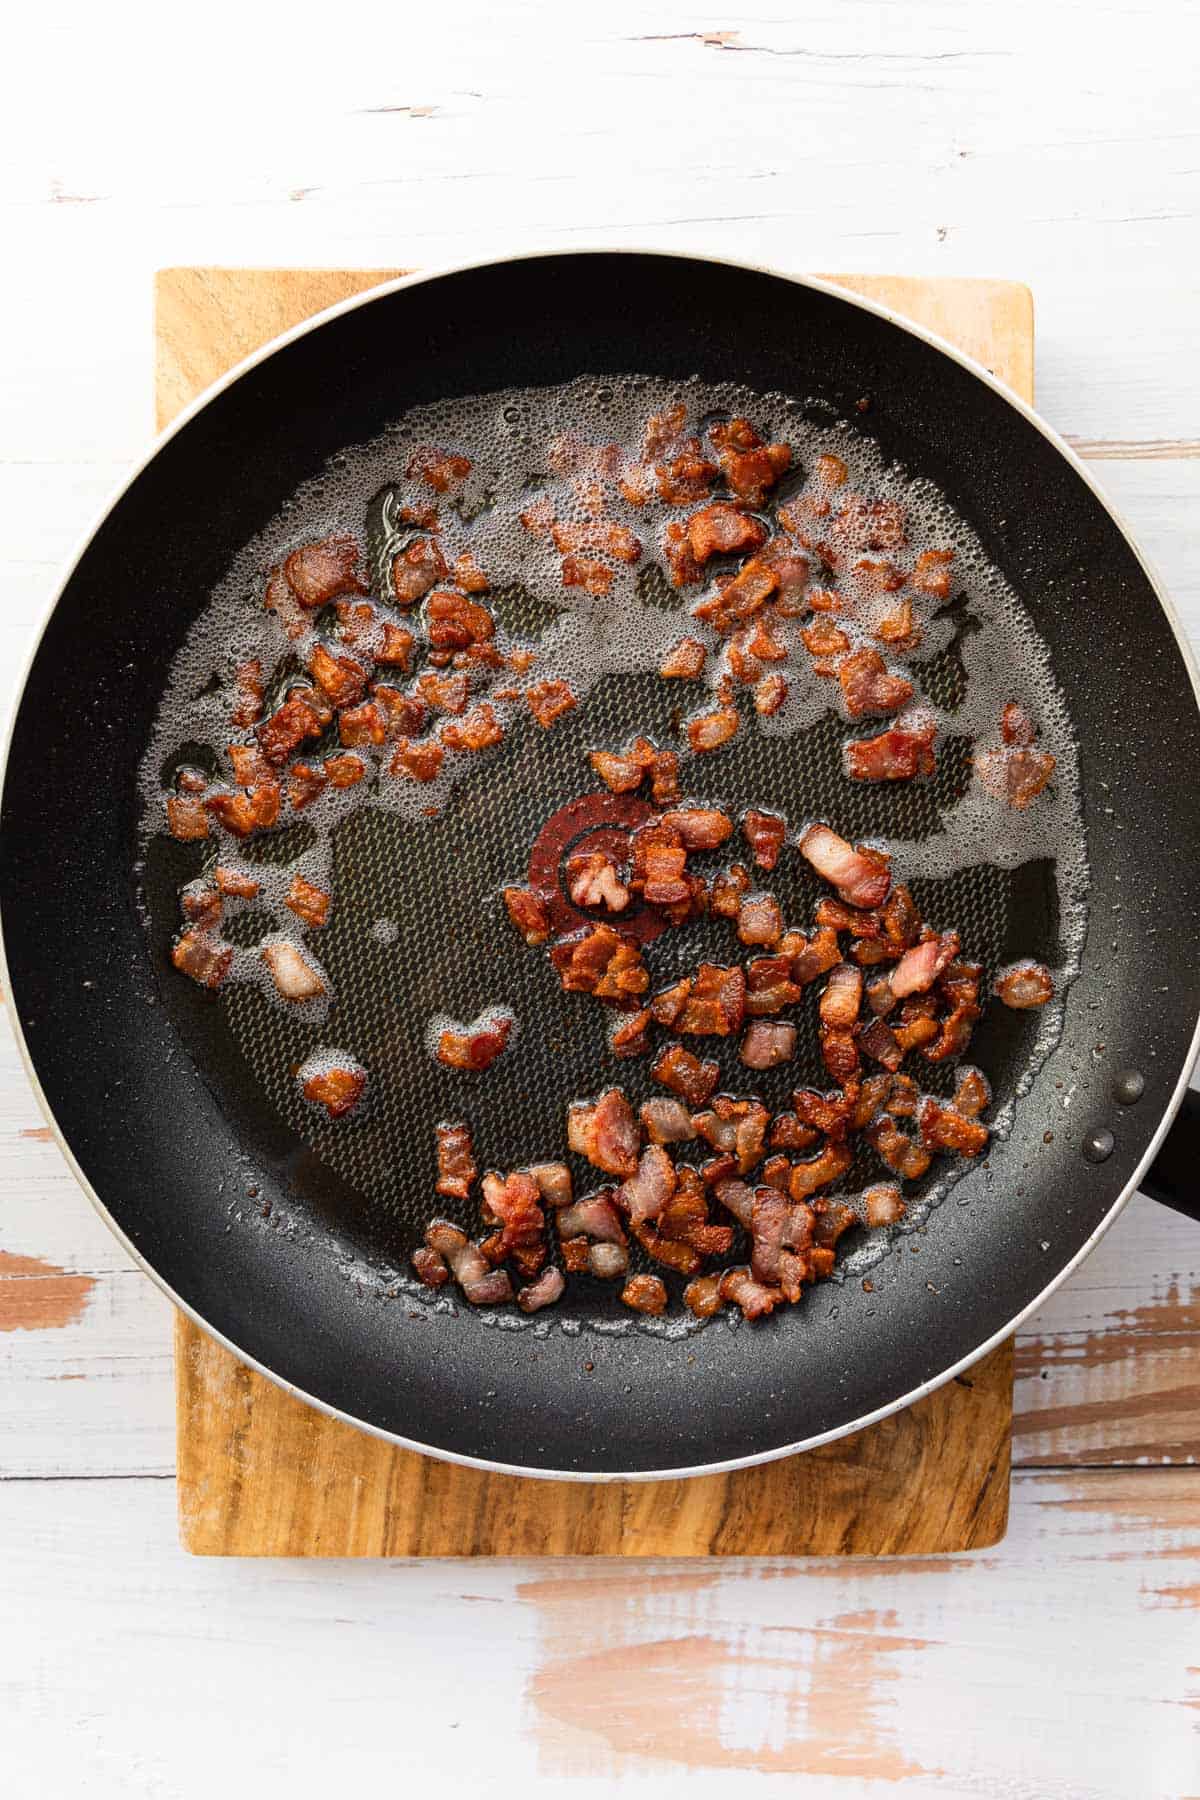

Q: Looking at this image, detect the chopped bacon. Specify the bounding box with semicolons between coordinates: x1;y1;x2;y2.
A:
337;700;387;747
750;1186;814;1296
567;1088;640;1177
860;1016;903;1071
683;1274;725;1318
838;647;914;719
673;963;746;1036
652;1043;719;1107
436;1011;513;1071
320;752;365;790
886;1075;919;1118
911;548;955;599
261;940;324;1001
285;874;330;929
288;762;327;810
790;925;843;987
551;925;647;999
417;670;470;715
755;672;789;717
662;808;733;850
302;1063;365;1119
515;1267;565;1312
874;593;922;652
800;824;892;909
166;794;209;841
893;995;941;1055
687;706;740;753
618;1144;676;1224
283;534;367;608
440;704;504;751
718;1267;780;1321
588;747;646;793
740;1020;797;1070
372;685;428;738
846;719;936;782
449;551;487;593
890;931;960;999
621;1273;668;1316
525;680;577;729
788;1138;854;1203
819;962;863;1028
256;693;325;766
868;1115;932;1181
171;928;231;989
693;560;778;632
552;519;642;565
307;643;368;711
391;738;445;782
559;1193;626;1246
739;809;786;872
708;865;749;920
407;447;472;494
374;622;415;669
745;954;803;1016
226;742;274;788
660;637;707;679
995;960;1054;1008
862;1184;905;1228
820;1026;860;1085
737;894;783;948
953;1067;991;1120
480;1170;545;1257
427;590;494;652
412;1245;449;1288
562;553;614;596
392;536;449;607
434;1123;477;1201
205;781;281;838
609;1008;652;1058
1001;701;1036;746
920;1096;989;1158
708;417;792;508
684;500;768;566
503;886;551;946
230;659;264;728
639;1098;695;1144
523;1163;570;1211
211;865;259;901
425;1223;513;1306
975;744;1057;810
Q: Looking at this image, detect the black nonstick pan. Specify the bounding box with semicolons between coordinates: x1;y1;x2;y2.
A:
3;251;1198;1479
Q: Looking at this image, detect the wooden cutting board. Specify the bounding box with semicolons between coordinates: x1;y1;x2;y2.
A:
163;266;1031;1557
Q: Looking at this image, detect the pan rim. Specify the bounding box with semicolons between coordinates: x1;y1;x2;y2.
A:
2;244;1198;1483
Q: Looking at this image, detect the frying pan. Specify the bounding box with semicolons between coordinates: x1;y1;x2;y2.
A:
3;250;1199;1481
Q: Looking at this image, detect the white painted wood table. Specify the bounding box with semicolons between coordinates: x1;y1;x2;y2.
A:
1;4;1197;1794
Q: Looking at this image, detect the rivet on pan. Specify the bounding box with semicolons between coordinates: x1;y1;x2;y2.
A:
1112;1069;1145;1105
1082;1128;1115;1164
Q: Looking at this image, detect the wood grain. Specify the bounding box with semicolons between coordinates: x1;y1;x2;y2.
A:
159;268;1031;1557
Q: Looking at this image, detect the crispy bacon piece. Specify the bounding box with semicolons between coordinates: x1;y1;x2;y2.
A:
745;954;803;1017
525;680;577;729
740;1021;797;1070
392;536;449;607
481;1169;546;1257
755;674;789;719
167;794;209;840
261;940;324;1001
768;1115;820;1153
285;874;330;929
376;622;415;669
516;1267;565;1312
205;781;281;838
639;1098;696;1144
425;1222;512;1306
171;928;231;989
559;1192;627;1247
788;1138;854;1203
308;643;368;711
338;700;387;747
974;744;1057;810
662;807;733;850
629;819;688;905
740;809;786;872
317;754;363;792
685;500;768;566
391;738;445;782
552;518;642;564
412;1245;449;1288
860;1016;903;1071
709;864;751;919
820;1026;860;1085
652;1043;719;1107
693;559;778;632
750;1186;815;1296
819;962;863;1027
589;745;647;793
527;1162;572;1210
890;931;960;999
567;1088;640;1177
863;1184;906;1228
427;590;494;652
562;553;614;596
226;742;275;788
683;1273;725;1318
674;963;746;1036
868;1115;932;1181
800;825;892;909
450;551;488;593
886;1075;919;1118
372;685;428;739
621;1273;668;1316
924;960;982;1062
995;960;1054;1008
660;637;707;679
874;593;921;651
709;417;792;508
953;1066;991;1120
552;925;647;999
434;1123;477;1201
284;534;367;608
213;865;260;900
718;1267;780;1321
288;762;326;810
801;616;852;674
503;886;551;946
440;703;504;751
910;548;955;598
893;995;941;1054
437;1010;513;1071
687;706;740;753
609;1008;652;1058
919;1096;989;1158
846;719;936;782
407;447;472;494
416;670;470;715
838;647;914;719
787;925;840;988
1001;701;1035;746
737;894;784;948
230;659;264;728
617;1144;676;1225
302;1063;365;1119
256;693;325;766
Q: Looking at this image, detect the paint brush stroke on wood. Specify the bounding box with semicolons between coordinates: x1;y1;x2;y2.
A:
0;1251;94;1332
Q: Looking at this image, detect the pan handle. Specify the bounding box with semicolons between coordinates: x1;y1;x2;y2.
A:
1140;1088;1200;1222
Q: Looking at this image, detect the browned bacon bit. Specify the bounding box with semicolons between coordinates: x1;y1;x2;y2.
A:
660;637;707;679
820;1026;860;1085
437;1012;513;1072
525;680;577;729
919;1096;989;1159
337;700;386;747
318;753;364;791
434;1123;477;1201
868;1115;932;1181
503;885;551;946
639;1097;695;1144
407;447;472;494
893;995;941;1054
334;600;377;652
523;1163;570;1212
737;893;784;948
588;747;645;793
373;623;413;670
846;719;937;782
925;961;982;1062
975;742;1057;811
481;1170;546;1257
171;928;232;989
708;418;792;508
816;897;880;937
863;1184;906;1228
740;1020;797;1070
850;1075;893;1130
885;1074;919;1118
719;1267;780;1321
1001;701;1035;746
261;940;324;1002
308;643;368;711
617;1144;676;1225
285;874;330;929
819;962;863;1028
513;1266;563;1313
911;548;955;599
710;863;752;918
554;519;643;565
652;1042;719;1107
741;809;787;872
790;925;843;988
995;960;1054;1009
212;865;258;900
769;1115;820;1154
391;738;444;783
372;686;428;739
891;931;960;999
425;1223;512;1306
685;500;769;567
683;1273;725;1318
519;496;555;540
229;659;264;728
953;1066;991;1120
663;807;733;850
654;449;718;506
629;819;688;905
392;535;449;607
860;1016;903;1072
449;551;487;593
167;794;209;841
441;703;504;752
838;647;914;720
693;560;778;633
609;1008;652;1059
559;1192;626;1247
788;1137;854;1203
801;616;852;675
800;825;892;909
755;672;789;717
205;782;281;839
621;1273;668;1316
413;670;467;716
745;955;803;1017
302;1063;365;1120
874;593;922;652
255;693;324;767
676;963;746;1036
412;1245;449;1288
288;762;326;810
284;534;368;608
427;590;494;652
567;1088;640;1178
751;1187;815;1297
662;520;703;588
687;706;740;754
560;553;614;597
